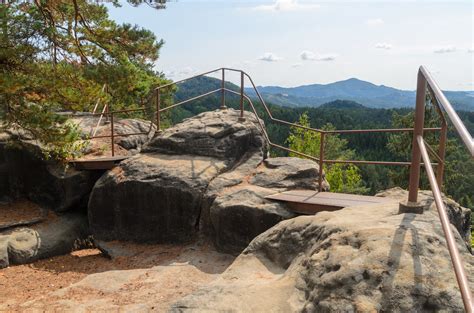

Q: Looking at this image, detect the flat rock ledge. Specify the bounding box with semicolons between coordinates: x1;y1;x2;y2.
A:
88;109;328;250
171;192;474;312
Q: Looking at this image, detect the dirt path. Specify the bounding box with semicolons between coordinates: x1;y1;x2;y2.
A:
0;241;235;312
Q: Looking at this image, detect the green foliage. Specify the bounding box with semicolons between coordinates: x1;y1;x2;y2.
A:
387;96;474;211
165;75;474;210
1;0;169;160
286;113;369;194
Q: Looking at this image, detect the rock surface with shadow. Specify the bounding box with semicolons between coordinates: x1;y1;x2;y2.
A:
0;131;102;212
171;191;473;312
88;109;268;243
376;187;472;247
0;212;89;268
88;109;328;247
142;109;267;162
88;153;228;242
200;153;327;254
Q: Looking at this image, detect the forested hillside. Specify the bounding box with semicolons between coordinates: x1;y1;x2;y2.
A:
170;76;474;211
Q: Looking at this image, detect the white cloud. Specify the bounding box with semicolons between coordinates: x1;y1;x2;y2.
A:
258;52;283;62
317;54;337;61
375;43;392;50
300;50;317;61
164;67;199;79
292;63;302;68
300;50;337;62
434;46;456;53
366;18;384;26
468;48;474;53
253;0;320;12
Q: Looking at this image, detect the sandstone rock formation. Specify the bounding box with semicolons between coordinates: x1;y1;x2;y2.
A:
88;109;327;249
202;156;329;253
377;187;472;247
171;191;474;312
0;213;89;268
142;109;266;161
0;130;101;212
88;153;227;242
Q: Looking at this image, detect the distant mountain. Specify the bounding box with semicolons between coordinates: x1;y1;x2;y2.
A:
245;78;474;111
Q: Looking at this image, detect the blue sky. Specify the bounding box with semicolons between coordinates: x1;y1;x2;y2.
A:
107;0;473;91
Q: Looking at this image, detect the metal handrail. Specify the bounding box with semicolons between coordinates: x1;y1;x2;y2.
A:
76;66;471;310
152;67;443;192
420;66;474;156
417;136;473;312
407;66;473;312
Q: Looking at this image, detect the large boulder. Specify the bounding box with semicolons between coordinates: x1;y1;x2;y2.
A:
171;196;473;312
143;109;267;163
88;109;269;243
0;132;101;212
209;185;295;254
88;153;227;242
201;155;327;254
0;213;89;268
251;157;329;190
88;109;329;248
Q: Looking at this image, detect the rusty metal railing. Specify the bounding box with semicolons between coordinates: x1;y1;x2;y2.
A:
154;67;472;310
154;67;441;192
76;67;471;309
408;66;473;312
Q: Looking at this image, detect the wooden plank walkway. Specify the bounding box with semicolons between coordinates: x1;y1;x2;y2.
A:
69;156;129;170
265;190;395;215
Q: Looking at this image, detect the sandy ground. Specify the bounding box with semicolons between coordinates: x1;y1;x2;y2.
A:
0;241;235;312
0;200;44;227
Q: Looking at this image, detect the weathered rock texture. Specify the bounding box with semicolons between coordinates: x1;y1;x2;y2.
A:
171;191;474;312
142;109;266;161
377;187;472;247
88;153;227;242
0;213;89;268
202;155;328;253
88;109;327;248
0;131;101;212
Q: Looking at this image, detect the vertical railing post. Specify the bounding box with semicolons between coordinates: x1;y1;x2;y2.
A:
220;68;226;110
408;70;427;203
238;71;245;121
105;84;109;123
437;122;448;188
318;132;325;192
156;89;161;132
110;112;115;157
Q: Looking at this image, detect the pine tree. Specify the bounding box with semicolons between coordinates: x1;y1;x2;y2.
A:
1;0;169;159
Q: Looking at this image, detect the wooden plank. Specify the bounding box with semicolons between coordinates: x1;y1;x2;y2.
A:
265;190;395;215
71;156;129;163
69;156;129;170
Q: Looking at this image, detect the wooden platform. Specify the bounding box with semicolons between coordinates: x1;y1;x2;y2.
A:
265;190;395;215
69;156;129;170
